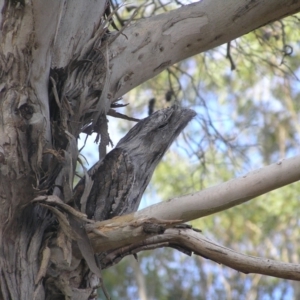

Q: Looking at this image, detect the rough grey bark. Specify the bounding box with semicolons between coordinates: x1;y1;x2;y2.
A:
75;106;196;221
0;1;109;299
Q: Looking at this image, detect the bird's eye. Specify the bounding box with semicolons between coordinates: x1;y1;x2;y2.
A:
158;123;168;129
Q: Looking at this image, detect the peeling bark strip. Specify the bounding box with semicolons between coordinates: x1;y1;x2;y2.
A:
0;1;109;299
75;105;196;221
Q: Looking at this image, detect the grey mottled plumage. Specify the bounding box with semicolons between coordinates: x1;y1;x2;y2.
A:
75;106;196;221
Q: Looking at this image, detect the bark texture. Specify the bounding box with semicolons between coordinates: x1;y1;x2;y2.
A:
1;0;300;299
0;1;108;299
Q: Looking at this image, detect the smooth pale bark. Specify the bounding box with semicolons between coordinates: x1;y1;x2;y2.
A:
109;0;300;100
137;155;300;222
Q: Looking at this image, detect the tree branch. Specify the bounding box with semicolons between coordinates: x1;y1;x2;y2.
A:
86;155;300;253
102;228;300;281
137;155;300;222
108;0;300;100
45;155;300;287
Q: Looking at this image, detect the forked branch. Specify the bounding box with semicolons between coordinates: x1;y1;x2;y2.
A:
101;228;300;281
82;155;300;281
87;155;300;254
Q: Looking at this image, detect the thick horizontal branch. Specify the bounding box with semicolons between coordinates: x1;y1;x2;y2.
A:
136;155;300;222
109;0;300;100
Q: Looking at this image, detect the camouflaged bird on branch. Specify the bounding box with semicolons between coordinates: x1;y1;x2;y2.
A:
74;105;196;221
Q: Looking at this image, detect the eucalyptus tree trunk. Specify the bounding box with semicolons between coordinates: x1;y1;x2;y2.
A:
1;0;300;299
0;2;109;299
